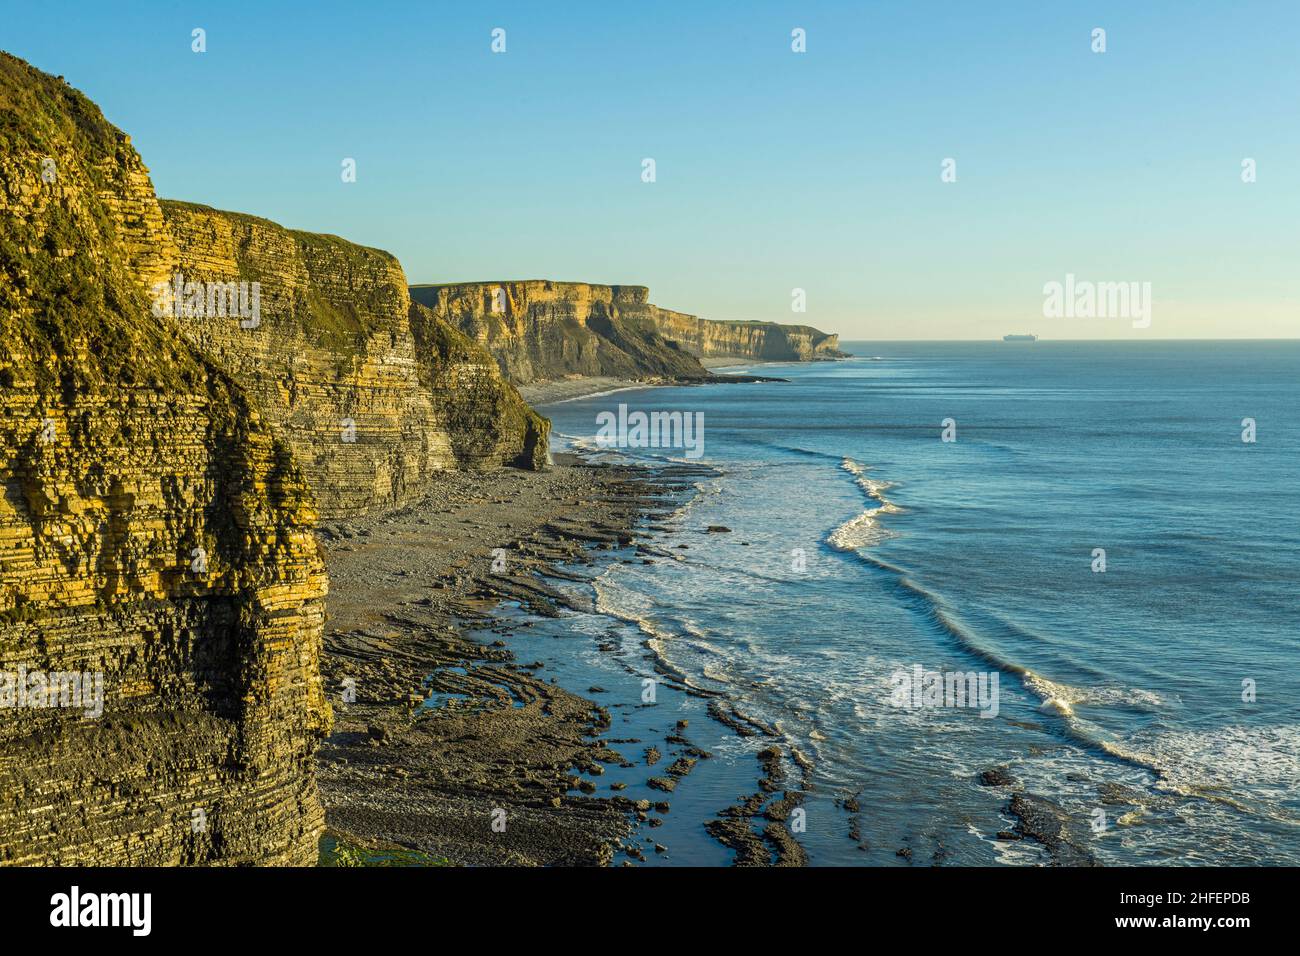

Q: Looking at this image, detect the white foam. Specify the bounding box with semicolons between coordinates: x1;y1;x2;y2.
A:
1022;671;1168;718
1110;724;1300;812
826;459;904;551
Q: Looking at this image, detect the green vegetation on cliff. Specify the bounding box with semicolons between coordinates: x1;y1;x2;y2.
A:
410;302;549;470
0;55;199;395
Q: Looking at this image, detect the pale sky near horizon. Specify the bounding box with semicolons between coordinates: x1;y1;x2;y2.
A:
5;1;1297;340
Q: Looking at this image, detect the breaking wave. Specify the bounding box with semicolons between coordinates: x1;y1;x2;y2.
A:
826;458;904;551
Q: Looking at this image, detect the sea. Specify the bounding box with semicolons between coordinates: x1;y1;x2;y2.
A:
502;341;1298;866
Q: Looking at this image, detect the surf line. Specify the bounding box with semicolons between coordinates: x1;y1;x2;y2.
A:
826;458;904;552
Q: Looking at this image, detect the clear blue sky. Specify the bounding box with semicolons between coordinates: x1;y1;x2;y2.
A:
5;1;1298;338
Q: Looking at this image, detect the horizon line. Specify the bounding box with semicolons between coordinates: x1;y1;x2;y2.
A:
836;337;1300;343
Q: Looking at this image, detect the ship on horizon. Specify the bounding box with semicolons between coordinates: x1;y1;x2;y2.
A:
1003;333;1038;342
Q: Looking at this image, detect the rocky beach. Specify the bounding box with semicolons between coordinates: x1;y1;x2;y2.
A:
315;446;810;866
315;454;666;864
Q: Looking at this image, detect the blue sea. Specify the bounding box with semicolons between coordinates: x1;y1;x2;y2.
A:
522;342;1299;866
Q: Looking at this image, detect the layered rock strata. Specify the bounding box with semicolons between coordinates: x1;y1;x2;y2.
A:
160;202;548;519
0;52;327;864
646;308;844;361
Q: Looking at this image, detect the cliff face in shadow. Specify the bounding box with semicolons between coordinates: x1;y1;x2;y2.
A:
0;53;327;864
411;281;843;384
160;202;548;519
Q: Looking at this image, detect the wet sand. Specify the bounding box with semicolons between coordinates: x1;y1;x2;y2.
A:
516;376;653;406
516;362;780;406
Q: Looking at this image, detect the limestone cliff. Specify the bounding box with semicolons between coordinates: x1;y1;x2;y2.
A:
0;53;327;864
646;308;845;362
160;203;548;519
410;281;710;385
412;281;842;384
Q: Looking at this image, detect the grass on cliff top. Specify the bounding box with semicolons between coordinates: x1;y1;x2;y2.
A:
0;55;210;393
703;318;830;333
160;199;401;264
159;199;406;357
409;280;650;294
0;52;119;162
